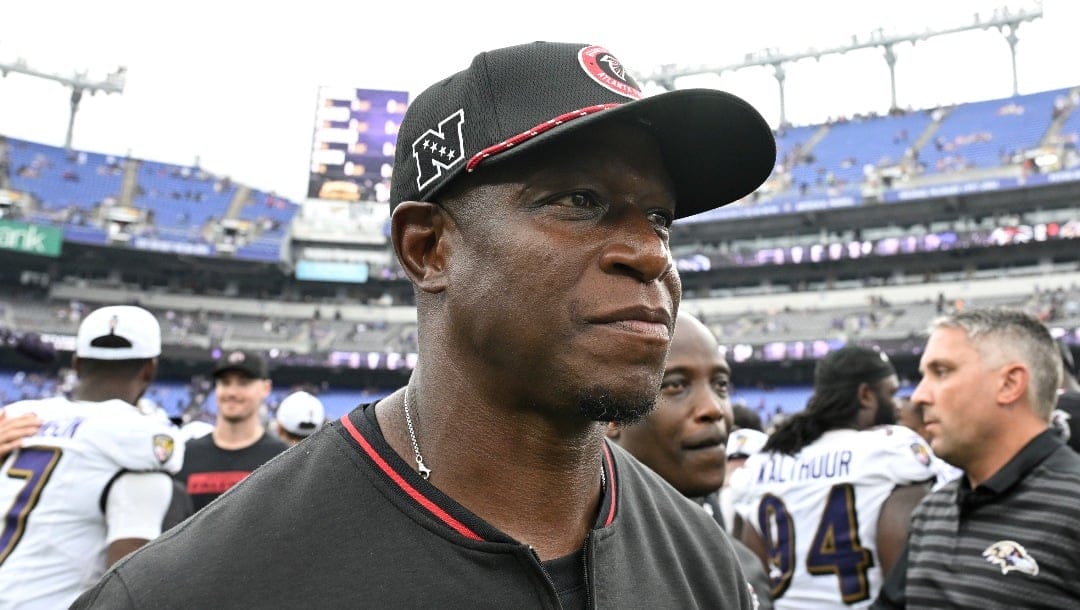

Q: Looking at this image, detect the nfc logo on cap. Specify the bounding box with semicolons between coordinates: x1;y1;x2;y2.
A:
411;109;466;193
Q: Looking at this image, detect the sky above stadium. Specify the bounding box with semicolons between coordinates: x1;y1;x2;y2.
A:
1;0;1076;202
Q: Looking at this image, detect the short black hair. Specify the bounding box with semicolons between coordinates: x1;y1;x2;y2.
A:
732;403;764;432
814;345;896;390
764;346;896;455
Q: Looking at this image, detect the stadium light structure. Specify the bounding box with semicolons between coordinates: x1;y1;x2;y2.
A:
0;54;127;150
637;3;1043;126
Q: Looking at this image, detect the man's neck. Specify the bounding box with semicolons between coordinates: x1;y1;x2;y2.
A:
377;386;607;560
71;381;138;406
964;419;1047;488
213;416;265;450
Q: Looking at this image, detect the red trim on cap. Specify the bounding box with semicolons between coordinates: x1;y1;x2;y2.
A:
339;414;484;541
465;103;621;171
602;442;617;527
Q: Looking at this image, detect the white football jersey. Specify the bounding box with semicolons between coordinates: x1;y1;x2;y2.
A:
0;396;184;609
730;426;936;610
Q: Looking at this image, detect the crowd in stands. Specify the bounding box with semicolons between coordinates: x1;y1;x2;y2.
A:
676;213;1079;274
33;297;410;355
4;85;1078;266
2;280;1076;433
696;283;1080;345
15;271;1077;367
0;135;300;260
759;86;1080;203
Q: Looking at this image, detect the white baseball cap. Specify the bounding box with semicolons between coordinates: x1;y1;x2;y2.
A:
76;305;161;360
276;391;326;437
726;428;768;460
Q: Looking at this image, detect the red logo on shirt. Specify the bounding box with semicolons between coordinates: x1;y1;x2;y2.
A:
187;471;250;495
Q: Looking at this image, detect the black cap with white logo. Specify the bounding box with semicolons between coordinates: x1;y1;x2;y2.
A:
391;41;776;220
213;349;269;380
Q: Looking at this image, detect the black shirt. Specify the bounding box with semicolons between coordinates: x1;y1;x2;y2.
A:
175;431;288;511
543;550;587;610
75;403;755;608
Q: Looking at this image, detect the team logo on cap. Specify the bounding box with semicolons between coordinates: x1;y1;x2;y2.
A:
982;540;1039;576
152;434;175;464
578;46;642;100
227;351;247;364
411;109;466;193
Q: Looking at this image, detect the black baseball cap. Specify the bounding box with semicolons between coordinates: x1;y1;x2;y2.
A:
213;349;269;379
391;41;776;220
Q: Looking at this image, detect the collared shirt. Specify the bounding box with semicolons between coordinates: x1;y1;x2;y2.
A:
954;428;1059;512
903;429;1080;608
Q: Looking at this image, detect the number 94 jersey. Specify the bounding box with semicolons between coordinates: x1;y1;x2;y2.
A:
0;396;185;608
730;425;936;610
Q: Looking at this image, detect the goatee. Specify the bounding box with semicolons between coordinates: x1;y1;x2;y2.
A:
575;386;656;425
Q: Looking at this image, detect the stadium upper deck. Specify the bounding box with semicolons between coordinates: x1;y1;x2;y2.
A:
0;137;299;262
2;85;1078;262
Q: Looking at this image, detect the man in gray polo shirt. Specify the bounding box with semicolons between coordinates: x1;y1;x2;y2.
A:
887;309;1080;607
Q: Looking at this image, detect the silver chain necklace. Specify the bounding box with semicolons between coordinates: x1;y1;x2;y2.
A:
402;387;606;489
402;389;431;479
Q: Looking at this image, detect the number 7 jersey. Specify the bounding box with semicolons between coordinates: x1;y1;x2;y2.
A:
729;425;937;609
0;396;185;609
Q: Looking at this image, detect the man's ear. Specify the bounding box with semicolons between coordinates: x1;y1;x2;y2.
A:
997;363;1029;406
857;382;876;410
392;201;451;294
141;359;159;385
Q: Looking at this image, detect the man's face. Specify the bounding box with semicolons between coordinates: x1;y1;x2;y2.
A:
615;316;733;497
911;326;1000;469
440;122;680;423
871;374;901;427
853;373;899;430
895;396;928;441
215;370;271;424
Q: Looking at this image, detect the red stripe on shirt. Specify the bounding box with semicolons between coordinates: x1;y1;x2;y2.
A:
187;471;249;496
602;442;617;527
339;414;484;541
